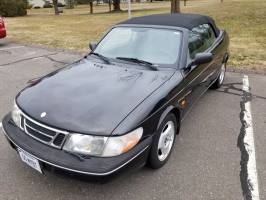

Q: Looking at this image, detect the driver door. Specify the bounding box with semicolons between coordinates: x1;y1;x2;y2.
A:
179;24;216;117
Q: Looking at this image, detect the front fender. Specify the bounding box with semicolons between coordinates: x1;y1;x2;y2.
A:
112;71;183;137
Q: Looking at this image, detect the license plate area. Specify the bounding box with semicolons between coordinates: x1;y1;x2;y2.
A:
18;148;43;174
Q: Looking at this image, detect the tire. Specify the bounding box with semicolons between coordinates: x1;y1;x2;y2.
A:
148;113;178;169
211;62;226;89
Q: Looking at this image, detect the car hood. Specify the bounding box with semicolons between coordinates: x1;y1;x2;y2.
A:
16;59;174;136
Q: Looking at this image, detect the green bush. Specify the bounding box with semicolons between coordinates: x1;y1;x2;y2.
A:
26;0;33;9
0;0;27;17
27;4;33;9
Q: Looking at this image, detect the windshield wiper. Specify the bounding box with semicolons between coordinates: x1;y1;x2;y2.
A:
90;52;111;64
116;57;158;71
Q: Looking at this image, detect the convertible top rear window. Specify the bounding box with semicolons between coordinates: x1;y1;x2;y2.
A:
120;13;220;36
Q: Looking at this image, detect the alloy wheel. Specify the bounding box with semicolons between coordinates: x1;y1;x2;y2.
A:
157;121;175;161
219;63;226;84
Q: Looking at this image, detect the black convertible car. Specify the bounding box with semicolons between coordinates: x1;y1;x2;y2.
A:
2;13;229;177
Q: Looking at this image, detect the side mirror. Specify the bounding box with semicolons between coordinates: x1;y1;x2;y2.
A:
192;52;213;66
89;42;97;51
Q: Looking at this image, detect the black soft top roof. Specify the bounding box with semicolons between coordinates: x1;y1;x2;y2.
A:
119;13;220;36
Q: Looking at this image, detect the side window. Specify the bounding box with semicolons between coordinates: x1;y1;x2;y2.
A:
203;24;216;48
188;24;216;59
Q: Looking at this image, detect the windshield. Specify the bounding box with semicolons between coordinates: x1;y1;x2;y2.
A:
93;27;182;67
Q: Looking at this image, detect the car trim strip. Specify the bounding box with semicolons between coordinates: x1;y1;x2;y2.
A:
1;125;149;176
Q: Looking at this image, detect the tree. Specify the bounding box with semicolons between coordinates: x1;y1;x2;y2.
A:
108;0;112;12
52;0;59;15
171;0;180;13
89;0;93;13
65;0;75;9
113;0;121;11
0;0;27;17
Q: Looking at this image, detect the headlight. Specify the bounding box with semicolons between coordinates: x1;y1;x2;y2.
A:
63;134;108;156
11;102;21;128
102;127;143;157
63;127;143;157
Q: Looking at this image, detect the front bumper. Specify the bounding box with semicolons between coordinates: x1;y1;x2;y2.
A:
1;113;152;177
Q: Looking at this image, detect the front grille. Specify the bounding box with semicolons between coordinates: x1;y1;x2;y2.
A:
25;118;56;137
20;114;69;149
52;133;66;146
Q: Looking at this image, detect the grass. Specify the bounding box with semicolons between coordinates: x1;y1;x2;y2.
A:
4;0;266;70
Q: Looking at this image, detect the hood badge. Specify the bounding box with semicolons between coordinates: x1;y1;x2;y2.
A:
40;112;47;118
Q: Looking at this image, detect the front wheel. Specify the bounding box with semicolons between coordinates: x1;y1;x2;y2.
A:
148;113;177;169
211;62;226;89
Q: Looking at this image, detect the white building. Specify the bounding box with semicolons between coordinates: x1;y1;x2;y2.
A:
29;0;66;8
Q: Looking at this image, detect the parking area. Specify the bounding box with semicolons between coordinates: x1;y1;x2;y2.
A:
0;41;265;200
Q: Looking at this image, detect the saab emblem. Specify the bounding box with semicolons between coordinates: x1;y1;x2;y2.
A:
40;112;47;118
